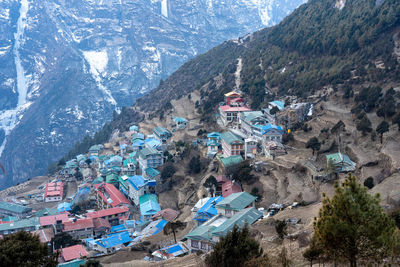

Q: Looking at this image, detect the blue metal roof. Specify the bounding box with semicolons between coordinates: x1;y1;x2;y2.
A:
128;175;148;190
261;124;283;134
195;196;224;221
57;202;71;212
96;231;132;249
269;100;285;110
140;200;161;216
132;139;145;148
173;117;187;123
144;138;161;149
145;167;160;178
153;219;168;235
167;244;182;254
207;132;221;138
110;224;127;233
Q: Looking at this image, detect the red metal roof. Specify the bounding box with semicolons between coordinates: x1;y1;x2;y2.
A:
40;213;69;227
61;244;89;262
86;206;129;219
151;208;180;222
44;181;63;198
63;218;94;232
32;228;55;243
216;175;229;184
222;181;242;198
219;105;251;112
230;98;244;103
94;183;129;207
93;218;111;230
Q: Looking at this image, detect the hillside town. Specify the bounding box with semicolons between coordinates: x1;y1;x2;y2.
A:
0;90;357;266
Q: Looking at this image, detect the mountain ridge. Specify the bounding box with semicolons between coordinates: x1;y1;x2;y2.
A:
0;0;307;189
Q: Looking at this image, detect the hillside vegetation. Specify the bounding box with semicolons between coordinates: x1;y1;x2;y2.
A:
59;0;400;165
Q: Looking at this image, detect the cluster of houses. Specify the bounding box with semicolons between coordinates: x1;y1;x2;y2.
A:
185;191;262;253
0;88;359;266
209;91;288;168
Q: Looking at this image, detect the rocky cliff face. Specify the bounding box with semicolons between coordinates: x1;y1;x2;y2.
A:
0;0;306;188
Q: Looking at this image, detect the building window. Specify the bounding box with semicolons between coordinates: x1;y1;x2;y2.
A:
191;240;199;248
208;244;214;251
225;209;232;216
201;242;207;250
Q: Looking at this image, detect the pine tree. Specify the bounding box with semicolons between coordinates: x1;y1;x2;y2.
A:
163;221;185;243
356;116;372;135
205;225;264;267
0;231;58;267
314;174;398;266
376;121;389;144
306;137;321;155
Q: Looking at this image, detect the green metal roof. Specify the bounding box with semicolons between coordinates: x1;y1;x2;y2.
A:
145;167;160;178
221;132;243;145
92;177;104;185
123;158;137;167
215;192;256;211
139;146;161;158
0;202;32;214
118;176;129;188
326;152;356;172
58;259;85;267
2;216;18;222
184;224;216;241
139;194;158;205
220;155;243;168
212;207;263;237
240;111;265;122
35;208;59;217
153;126;171;136
106;173;119;184
0;217;40;232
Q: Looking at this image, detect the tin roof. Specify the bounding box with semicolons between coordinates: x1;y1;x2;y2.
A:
215;192;256;211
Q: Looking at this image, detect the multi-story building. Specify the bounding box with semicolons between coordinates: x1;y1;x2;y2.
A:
94;183;130;209
221;132;244;157
239;111;274;138
0;202;32;219
86;206;130;226
128;175;156;206
44;182;63;202
63;218;94;239
215;192;257;218
138;145;163;171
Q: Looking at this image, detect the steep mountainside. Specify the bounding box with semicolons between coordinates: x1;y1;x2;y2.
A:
62;0;400;165
138;0;400;118
0;0;307;189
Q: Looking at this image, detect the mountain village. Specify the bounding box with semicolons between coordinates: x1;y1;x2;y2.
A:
0;88;359;266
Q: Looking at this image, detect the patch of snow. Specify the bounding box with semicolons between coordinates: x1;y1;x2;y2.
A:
82;50;116;106
0;45;11;56
0;0;30;157
335;0;346;10
82;50;108;75
161;0;168;18
0;8;10;20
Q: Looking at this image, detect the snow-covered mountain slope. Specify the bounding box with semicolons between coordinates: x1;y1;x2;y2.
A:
0;0;306;188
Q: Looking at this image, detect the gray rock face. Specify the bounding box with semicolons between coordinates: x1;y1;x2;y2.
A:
0;0;306;188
